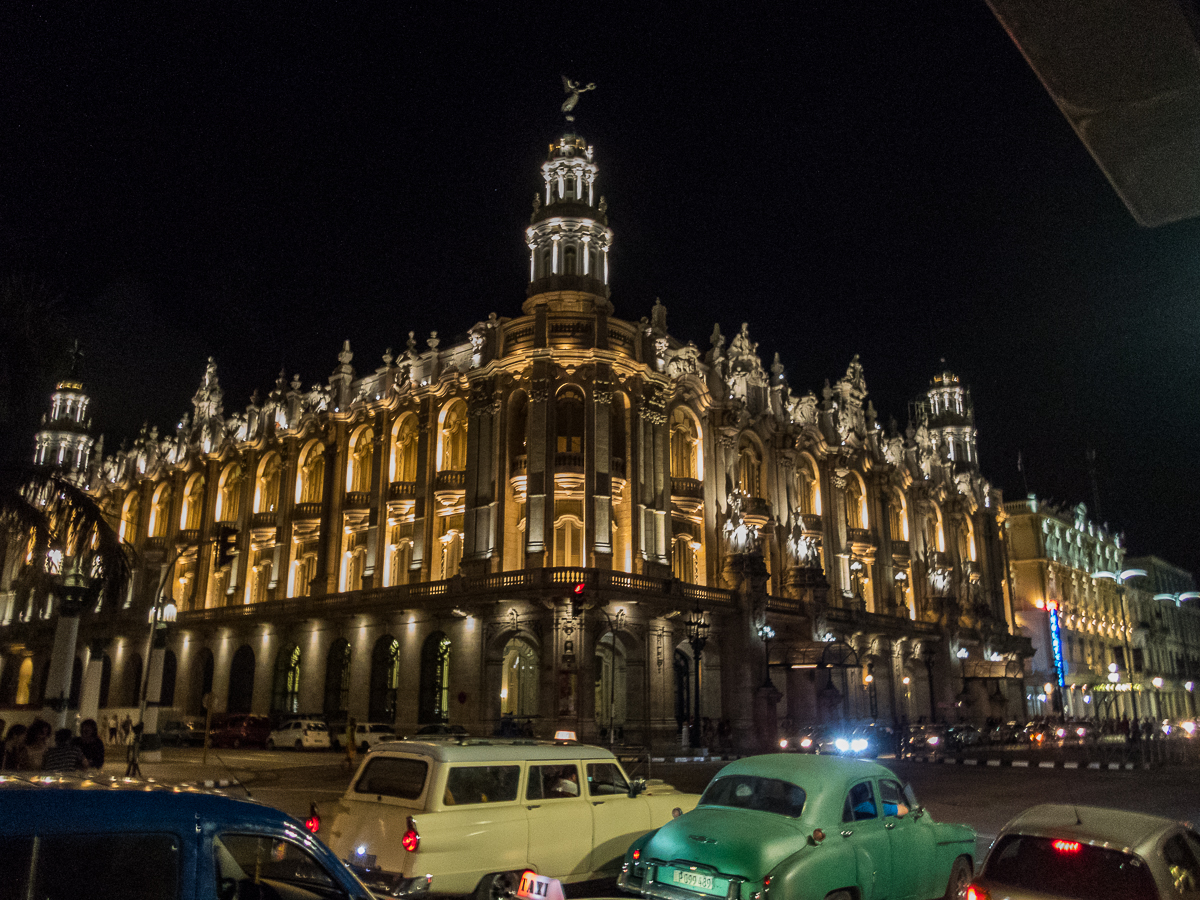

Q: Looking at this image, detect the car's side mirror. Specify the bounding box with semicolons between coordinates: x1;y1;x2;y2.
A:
628;778;647;798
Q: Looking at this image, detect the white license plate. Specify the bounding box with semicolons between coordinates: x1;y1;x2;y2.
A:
671;870;714;891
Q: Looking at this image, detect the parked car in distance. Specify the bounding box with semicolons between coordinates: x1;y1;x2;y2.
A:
900;723;950;757
325;739;700;898
620;754;976;900
158;718;204;746
946;724;983;750
0;774;372;900
208;714;272;749
968;803;1200;900
778;724;829;753
268;718;332;750
413;723;469;738
350;722;399;752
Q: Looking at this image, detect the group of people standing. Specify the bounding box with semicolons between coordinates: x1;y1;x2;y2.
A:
0;717;106;772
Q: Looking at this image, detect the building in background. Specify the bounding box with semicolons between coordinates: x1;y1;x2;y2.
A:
0;128;1033;751
1005;498;1200;722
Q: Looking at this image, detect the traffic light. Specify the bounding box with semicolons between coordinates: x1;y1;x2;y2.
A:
569;582;585;618
215;525;238;569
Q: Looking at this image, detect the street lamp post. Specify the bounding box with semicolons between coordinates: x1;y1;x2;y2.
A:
757;624;775;688
1154;591;1199;720
685;603;710;751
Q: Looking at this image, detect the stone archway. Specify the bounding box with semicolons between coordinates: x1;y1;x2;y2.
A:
227;645;255;714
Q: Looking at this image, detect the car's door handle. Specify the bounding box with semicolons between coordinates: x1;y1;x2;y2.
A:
841;830;853;838
527;805;541;810
885;822;896;830
593;801;604;806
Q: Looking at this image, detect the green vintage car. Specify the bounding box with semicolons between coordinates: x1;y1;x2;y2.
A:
618;754;975;900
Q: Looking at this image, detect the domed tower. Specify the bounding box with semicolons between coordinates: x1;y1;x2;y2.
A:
926;367;977;469
33;346;95;479
524;133;613;315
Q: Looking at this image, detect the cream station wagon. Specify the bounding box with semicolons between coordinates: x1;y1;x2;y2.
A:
324;739;700;900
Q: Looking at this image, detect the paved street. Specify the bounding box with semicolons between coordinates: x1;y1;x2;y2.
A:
118;745;1200;864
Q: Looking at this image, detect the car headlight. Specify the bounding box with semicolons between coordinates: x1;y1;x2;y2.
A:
927;736;939;746
799;737;812;748
851;739;868;753
835;738;850;752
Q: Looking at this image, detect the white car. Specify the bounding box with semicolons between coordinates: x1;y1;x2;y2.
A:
267;719;331;750
351;722;399;752
325;739;699;899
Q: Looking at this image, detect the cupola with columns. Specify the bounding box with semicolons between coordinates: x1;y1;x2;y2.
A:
925;367;978;469
524;133;613;315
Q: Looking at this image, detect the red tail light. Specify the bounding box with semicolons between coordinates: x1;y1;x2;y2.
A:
632;849;640;861
305;802;320;834
965;884;989;900
402;815;420;852
1053;840;1081;853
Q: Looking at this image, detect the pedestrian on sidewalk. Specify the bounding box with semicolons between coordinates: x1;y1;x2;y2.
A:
108;714;118;744
120;714;133;745
13;719;52;771
44;728;87;772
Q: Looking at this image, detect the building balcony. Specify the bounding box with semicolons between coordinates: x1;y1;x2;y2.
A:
743;496;770;527
510;454;528;476
554;452;584;472
671;477;703;499
388;481;417;500
797;513;823;534
177;529;200;545
251;511;276;528
293;502;323;521
344;490;371;509
890;539;911;560
434;470;466;491
144;536;167;553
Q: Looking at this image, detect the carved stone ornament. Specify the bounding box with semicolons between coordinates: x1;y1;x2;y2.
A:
666;342;701;379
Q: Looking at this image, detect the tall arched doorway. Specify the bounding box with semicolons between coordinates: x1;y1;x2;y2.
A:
272;643;301;715
594;632;627;738
188;648;214;715
369;635;400;723
160;650;178;708
227;645;256;714
419;632;451;725
500;638;539;718
324;639;351;721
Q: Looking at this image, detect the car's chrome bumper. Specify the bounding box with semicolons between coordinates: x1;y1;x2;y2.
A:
346;864;432;898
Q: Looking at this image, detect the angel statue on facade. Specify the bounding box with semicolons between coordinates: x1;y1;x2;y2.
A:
561;77;596;121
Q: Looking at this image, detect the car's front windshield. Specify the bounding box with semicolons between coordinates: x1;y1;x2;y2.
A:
699;775;806;818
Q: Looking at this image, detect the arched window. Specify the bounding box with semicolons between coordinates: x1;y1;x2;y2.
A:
419;631;451;724
216;462;244;523
672;536;697;583
563;244;577;275
120;492;141;543
556;389;584;457
347;426;375;492
737;437;763;498
594;632;627;732
181;474;205;530
296;441;325;504
228;645;255;715
324;639;351;721
160;650;177;707
255;453;281;514
541;248;553;278
390;415;418;483
369;635;401;723
670;409;700;480
795;458;820;515
438;400;467;471
250;560;272;603
149;483;172;538
438;531;462;580
342;545;367;592
290;552;317;598
888;488;909;541
272;643;302;715
553;516;583;567
501;638;539;717
389;539;413;586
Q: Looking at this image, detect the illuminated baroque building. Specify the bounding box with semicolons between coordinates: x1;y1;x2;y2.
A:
0;128;1035;751
1005;499;1200;721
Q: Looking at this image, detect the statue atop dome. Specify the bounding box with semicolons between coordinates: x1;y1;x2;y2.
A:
561;76;596;122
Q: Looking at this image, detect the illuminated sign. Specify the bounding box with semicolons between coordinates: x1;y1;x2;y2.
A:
1048;606;1066;689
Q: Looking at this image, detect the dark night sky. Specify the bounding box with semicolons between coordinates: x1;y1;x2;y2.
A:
2;5;1198;574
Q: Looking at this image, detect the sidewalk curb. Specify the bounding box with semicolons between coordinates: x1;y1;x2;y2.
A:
900;755;1153;769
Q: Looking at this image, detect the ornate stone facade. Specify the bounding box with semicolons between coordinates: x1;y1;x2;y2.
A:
0;130;1033;751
